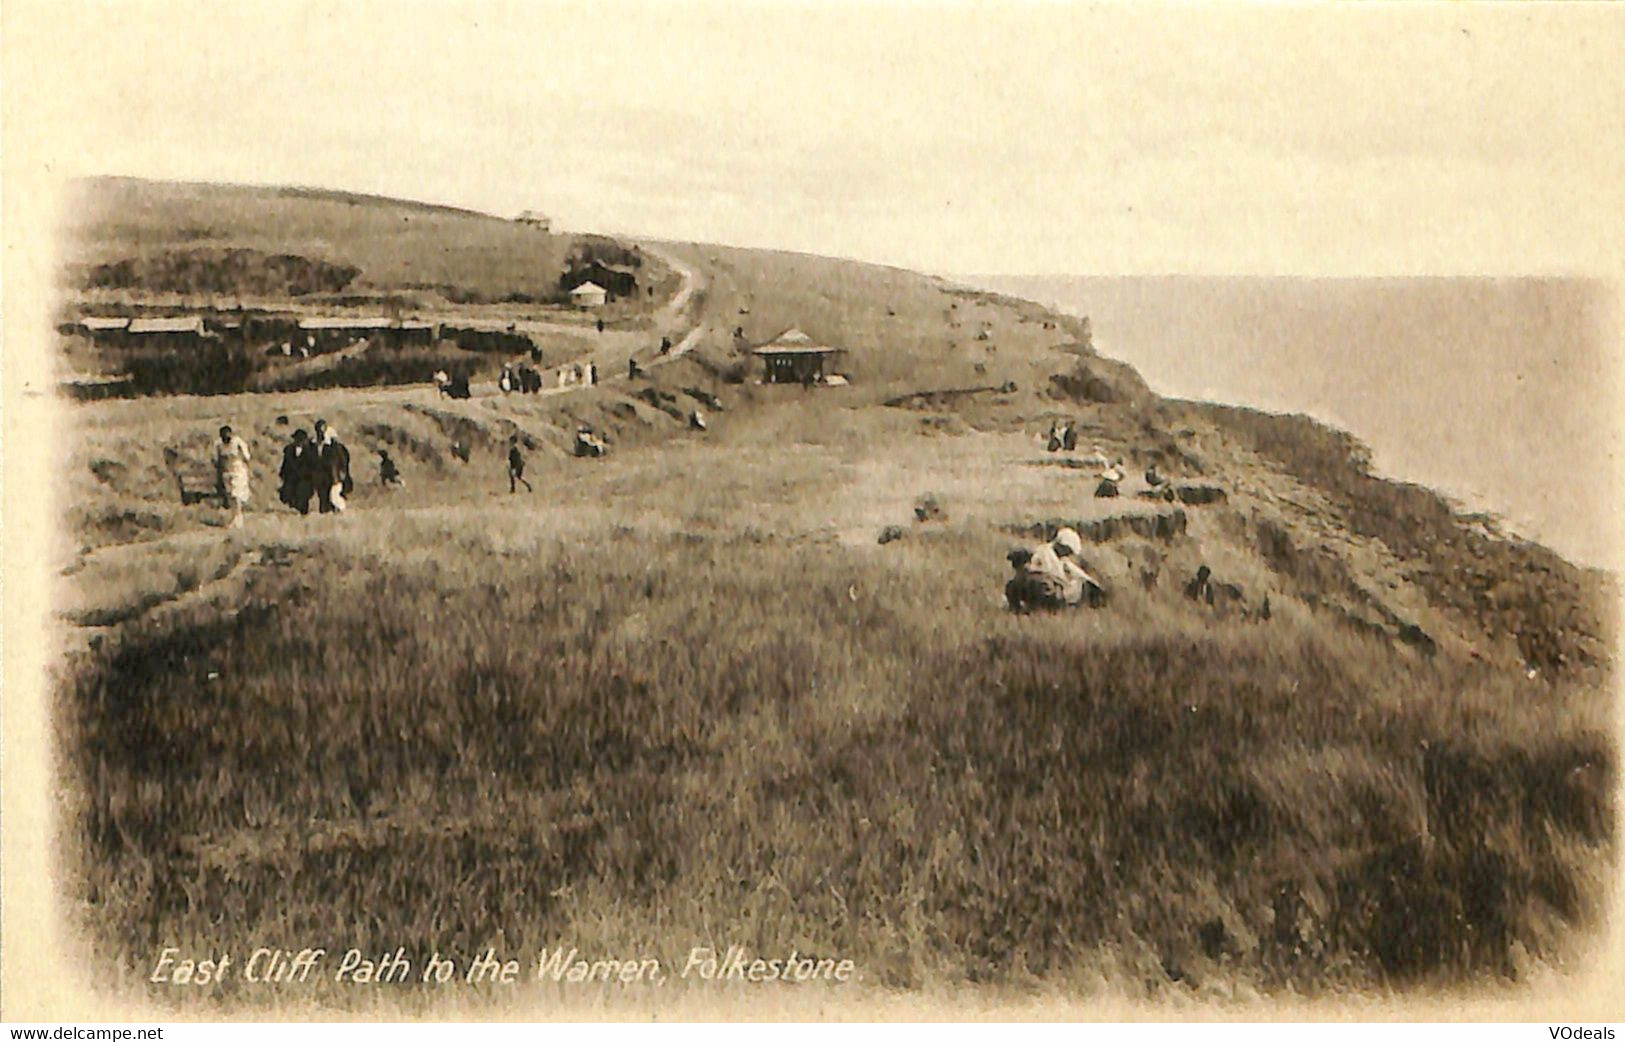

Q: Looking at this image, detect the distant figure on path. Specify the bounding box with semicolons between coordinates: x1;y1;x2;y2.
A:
378;449;404;488
660;335;672;355
279;428;313;514
596;318;605;334
588;363;598;385
214;425;252;529
433;370;451;397
311;419;353;513
500;365;514;395
628;358;642;379
507;436;533;493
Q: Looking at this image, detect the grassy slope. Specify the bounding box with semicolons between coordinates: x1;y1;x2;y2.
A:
58;178;687;397
50;183;1616;1007
62;178;578;302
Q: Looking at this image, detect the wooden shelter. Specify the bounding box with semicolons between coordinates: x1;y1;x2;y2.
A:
297;315;439;350
78;316;131;344
752;328;844;384
126;316;211;349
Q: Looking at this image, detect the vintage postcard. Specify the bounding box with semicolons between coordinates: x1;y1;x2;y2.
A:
2;0;1621;1025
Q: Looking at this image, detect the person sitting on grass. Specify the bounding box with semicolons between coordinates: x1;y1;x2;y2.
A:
574;425;607;458
1006;527;1106;612
1096;458;1125;498
507;435;533;493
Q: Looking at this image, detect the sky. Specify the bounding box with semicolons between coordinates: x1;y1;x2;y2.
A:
7;1;1624;279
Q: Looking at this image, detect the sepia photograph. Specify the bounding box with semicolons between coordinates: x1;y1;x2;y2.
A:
2;0;1622;1026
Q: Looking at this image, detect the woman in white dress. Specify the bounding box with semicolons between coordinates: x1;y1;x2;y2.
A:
214;425;251;528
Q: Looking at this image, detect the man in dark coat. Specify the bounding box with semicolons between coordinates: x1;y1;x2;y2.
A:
507;435;532;493
311;419;353;514
279;428;314;514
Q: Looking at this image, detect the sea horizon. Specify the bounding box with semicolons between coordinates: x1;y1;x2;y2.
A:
973;274;1622;574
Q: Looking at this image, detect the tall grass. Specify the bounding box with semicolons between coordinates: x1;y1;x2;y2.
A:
59;526;1614;1003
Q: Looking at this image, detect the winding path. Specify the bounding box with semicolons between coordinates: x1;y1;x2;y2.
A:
524;242;710;398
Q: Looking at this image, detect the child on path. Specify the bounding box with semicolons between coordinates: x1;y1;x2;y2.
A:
508;436;533;493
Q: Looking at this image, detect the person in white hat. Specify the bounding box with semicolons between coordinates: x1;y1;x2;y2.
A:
1006;527;1105;611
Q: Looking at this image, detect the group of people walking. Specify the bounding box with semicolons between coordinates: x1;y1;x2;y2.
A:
501;363;555;394
277;418;355;515
208;418;357;527
554;362;598;389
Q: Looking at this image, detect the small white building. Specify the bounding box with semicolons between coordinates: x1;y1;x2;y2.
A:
569;281;607;308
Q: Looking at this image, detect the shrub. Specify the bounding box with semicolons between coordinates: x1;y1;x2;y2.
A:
84;248;360;297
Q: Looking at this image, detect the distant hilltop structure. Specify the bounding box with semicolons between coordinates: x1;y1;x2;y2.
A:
515;210;552;232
